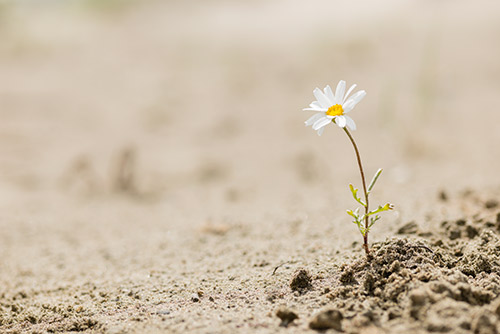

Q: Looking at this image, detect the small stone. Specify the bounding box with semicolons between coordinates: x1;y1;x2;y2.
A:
276;307;298;327
449;230;461;240
465;225;479;239
397;221;418;235
352;314;372;328
388;310;401;320
290;269;312;291
191;293;200;302
485;199;498;209
439;190;448;201
411;291;428;306
309;309;343;331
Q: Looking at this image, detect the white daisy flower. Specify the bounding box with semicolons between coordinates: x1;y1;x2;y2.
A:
303;80;366;136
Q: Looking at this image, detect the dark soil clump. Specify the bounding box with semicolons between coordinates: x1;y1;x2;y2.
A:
290;268;313;292
327;205;500;333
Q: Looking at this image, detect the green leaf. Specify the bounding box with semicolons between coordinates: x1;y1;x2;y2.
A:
346;209;357;219
367;168;383;194
349;184;366;207
348;209;362;228
369;215;381;228
366;203;394;216
358;225;366;236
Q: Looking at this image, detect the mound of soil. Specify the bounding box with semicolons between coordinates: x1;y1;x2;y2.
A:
324;208;500;333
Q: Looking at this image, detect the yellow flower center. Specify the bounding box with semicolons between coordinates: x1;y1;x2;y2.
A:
326;104;344;117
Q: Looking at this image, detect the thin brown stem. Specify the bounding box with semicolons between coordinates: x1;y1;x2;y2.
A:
343;127;370;255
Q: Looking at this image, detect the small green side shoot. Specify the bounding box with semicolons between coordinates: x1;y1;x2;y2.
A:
347;169;393;250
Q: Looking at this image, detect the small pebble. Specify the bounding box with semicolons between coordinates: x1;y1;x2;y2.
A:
486;199;499;209
276;306;298;327
438;190;448;201
309;309;343;331
397;221;418;235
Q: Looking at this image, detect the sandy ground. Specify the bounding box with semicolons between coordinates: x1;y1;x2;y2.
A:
1;0;500;333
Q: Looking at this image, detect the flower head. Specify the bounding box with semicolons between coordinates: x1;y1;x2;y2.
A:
303;80;366;136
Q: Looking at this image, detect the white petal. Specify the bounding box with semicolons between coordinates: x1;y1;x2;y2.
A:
345;90;366;105
323;85;335;103
303;100;326;112
344;115;356;130
313;88;332;109
303;106;327;112
310;101;322;109
335;116;346;128
343;90;366;113
343;84;357;104
312;116;332;130
305;113;324;126
317;126;325;136
334;80;346;104
343;100;355;113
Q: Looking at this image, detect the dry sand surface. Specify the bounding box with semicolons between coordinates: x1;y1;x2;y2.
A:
1;0;500;333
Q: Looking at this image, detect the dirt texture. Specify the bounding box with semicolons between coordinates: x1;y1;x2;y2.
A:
1;0;500;333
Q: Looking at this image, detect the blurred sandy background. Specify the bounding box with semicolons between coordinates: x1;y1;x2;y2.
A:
1;0;500;333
